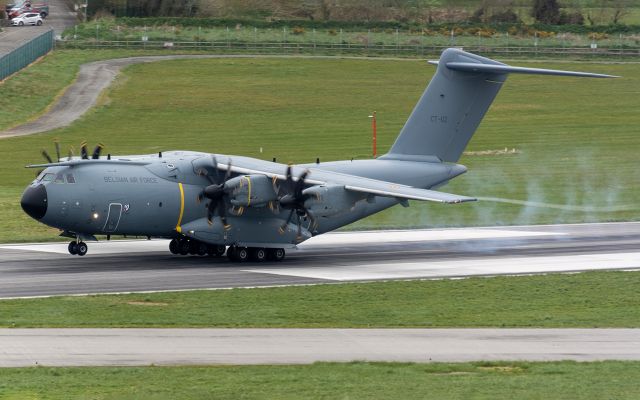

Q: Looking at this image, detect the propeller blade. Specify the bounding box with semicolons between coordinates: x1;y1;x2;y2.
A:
303;207;318;231
92;143;104;159
279;208;296;234
206;201;217;225
296;213;302;239
211;155;221;182
41;150;53;163
80;142;88;160
285;165;294;191
54;140;61;163
218;198;230;229
295;170;309;197
224;159;232;181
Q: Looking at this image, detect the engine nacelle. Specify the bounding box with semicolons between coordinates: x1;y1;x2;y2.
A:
225;174;277;208
303;184;361;217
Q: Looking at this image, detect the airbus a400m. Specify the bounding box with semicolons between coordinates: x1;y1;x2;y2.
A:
20;48;615;262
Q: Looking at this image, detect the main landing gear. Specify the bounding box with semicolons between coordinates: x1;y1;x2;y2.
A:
68;241;88;256
168;238;285;262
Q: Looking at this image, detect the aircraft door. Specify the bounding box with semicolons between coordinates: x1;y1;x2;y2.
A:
103;203;123;233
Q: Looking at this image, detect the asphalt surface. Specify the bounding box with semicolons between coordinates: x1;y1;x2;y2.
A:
2;328;640;366
1;222;639;299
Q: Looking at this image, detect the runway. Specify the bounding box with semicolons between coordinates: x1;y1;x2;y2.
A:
1;222;639;299
2;328;640;366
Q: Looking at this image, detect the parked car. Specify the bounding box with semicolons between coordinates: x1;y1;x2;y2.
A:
7;2;49;19
11;12;43;26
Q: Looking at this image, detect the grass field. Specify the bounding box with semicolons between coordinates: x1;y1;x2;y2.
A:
2;271;639;328
1;50;638;243
1;361;640;399
66;19;640;49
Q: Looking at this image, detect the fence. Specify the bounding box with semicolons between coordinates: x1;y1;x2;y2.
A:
56;39;640;59
0;28;54;81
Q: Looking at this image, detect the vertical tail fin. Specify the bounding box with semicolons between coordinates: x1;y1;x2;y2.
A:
383;48;617;163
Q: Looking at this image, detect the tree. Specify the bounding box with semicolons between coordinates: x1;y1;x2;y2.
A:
531;0;560;24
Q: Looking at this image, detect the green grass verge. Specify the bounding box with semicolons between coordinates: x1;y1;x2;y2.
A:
1;361;640;399
2;271;639;328
1;50;638;243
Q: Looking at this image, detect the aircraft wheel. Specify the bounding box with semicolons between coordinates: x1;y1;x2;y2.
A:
267;248;285;261
76;242;88;256
178;239;190;255
249;247;267;262
196;242;208;256
207;244;225;257
169;239;179;254
235;247;249;262
68;241;77;255
226;246;237;261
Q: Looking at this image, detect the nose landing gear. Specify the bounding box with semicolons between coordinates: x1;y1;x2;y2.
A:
68;240;88;256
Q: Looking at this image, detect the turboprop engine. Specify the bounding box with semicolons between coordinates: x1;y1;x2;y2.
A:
302;185;361;218
225;174;278;208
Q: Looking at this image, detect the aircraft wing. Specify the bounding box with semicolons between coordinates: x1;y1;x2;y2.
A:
344;182;476;204
220;161;475;204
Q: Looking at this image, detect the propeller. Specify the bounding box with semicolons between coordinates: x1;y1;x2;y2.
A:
91;143;104;159
80;141;88;159
40;140;102;163
197;156;233;230
277;165;317;239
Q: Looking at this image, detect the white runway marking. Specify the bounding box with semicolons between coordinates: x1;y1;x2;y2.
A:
0;227;560;255
249;252;640;281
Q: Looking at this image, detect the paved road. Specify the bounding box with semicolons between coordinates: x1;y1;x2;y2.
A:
2;328;639;366
1;222;639;298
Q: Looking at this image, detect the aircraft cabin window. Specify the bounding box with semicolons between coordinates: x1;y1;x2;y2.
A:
54;173;65;183
66;174;76;183
40;173;55;182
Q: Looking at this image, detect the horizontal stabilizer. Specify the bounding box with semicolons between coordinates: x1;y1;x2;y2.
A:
440;61;619;78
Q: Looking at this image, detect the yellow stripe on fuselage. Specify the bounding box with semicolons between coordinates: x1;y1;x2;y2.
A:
176;182;185;233
246;176;252;206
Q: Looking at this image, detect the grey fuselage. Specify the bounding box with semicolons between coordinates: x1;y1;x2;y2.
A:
23;151;464;248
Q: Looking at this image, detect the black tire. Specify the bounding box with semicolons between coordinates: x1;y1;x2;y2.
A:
18;21;24;26
196;242;208;256
267;248;285;261
178;239;190;255
207;244;226;257
188;240;199;255
68;241;77;255
76;242;88;256
250;247;267;262
235;247;249;262
226;246;237;261
36;20;42;25
169;239;179;254
40;12;47;18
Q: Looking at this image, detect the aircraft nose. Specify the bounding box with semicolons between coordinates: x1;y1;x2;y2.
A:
21;184;48;220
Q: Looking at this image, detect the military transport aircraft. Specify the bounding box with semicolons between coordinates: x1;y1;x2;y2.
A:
20;48;616;261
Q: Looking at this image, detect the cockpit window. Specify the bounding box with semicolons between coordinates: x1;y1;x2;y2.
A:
54;173;65;183
39;173;55;182
66;174;76;183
